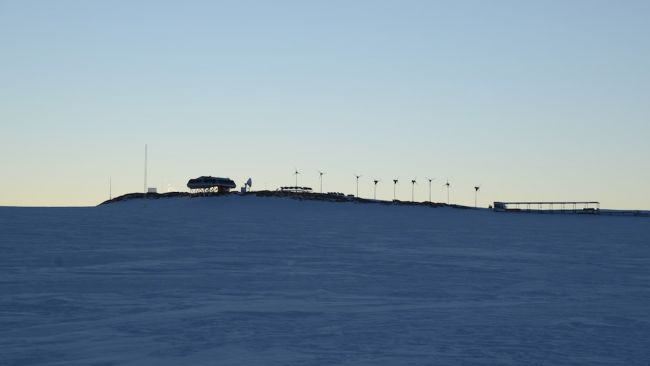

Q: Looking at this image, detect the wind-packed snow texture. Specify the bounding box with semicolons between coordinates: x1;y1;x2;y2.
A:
1;196;649;365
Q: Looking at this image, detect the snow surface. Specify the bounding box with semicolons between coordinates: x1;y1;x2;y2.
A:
1;195;649;365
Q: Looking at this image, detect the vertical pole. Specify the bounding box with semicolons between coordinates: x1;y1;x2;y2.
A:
393;183;396;200
356;177;359;197
447;186;450;205
320;174;323;193
411;183;414;202
428;180;431;202
475;190;477;208
144;144;147;193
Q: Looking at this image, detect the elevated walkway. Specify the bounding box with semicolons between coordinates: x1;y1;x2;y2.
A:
494;201;649;217
494;201;600;213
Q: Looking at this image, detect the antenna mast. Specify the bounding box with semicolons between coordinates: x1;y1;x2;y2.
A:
144;144;147;193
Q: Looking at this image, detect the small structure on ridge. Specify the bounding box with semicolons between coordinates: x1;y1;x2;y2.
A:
187;176;236;193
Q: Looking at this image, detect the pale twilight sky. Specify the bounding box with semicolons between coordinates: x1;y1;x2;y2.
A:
1;0;649;208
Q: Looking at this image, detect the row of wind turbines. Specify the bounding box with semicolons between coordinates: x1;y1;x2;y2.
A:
292;169;482;207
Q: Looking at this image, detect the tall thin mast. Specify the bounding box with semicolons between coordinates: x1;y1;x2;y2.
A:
144;144;147;193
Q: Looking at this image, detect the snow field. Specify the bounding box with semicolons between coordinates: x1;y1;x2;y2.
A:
1;195;649;365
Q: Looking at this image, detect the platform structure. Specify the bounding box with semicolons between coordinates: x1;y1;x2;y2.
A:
187;176;236;194
493;201;600;214
279;186;313;193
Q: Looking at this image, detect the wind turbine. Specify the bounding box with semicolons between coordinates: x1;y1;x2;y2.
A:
411;178;417;202
393;178;399;201
373;179;380;200
426;177;435;202
474;185;481;208
354;174;362;198
444;180;451;204
392;178;399;201
319;171;326;193
294;169;300;188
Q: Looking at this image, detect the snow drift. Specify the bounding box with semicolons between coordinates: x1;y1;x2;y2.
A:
1;195;649;365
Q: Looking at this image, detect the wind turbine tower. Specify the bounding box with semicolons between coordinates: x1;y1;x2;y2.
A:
445;180;451;205
392;179;399;201
319;171;325;193
474;185;481;208
411;178;417;202
354;174;362;197
373;179;380;200
426;177;435;202
294;169;300;188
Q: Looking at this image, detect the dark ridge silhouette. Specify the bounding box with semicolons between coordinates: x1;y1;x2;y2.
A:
99;190;472;209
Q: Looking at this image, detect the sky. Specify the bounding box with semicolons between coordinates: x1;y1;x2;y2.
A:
1;0;649;208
